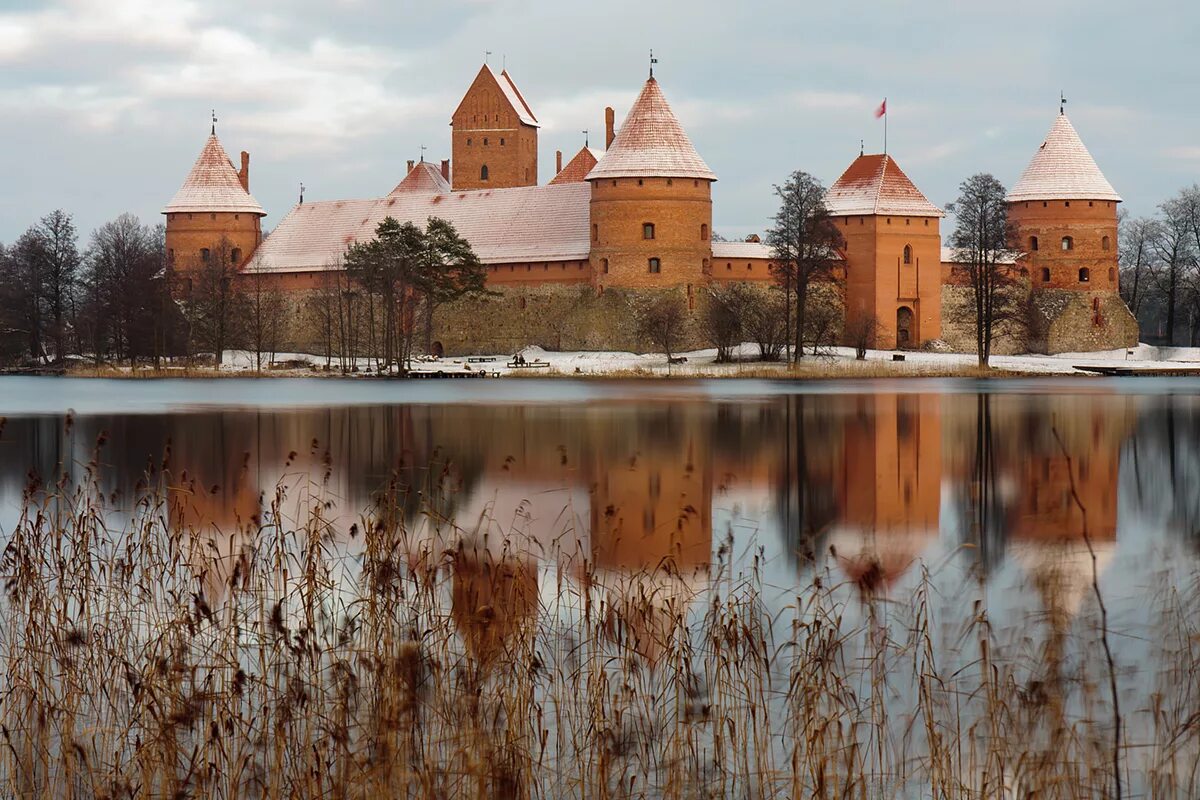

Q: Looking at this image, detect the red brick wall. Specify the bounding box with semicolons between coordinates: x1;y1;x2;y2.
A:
588;177;713;290
838;214;942;349
165;211;262;272
1009;199;1119;292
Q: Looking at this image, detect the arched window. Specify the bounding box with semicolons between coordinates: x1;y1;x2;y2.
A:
467;138;472;146
480;164;489;181
1041;268;1051;282
1102;235;1110;251
643;223;655;240
483;138;489;146
602;258;609;273
1109;267;1116;283
231;248;242;264
902;244;912;265
1078;267;1090;282
701;223;708;241
592;224;598;242
200;247;210;262
1030;236;1039;251
648;258;661;274
1062;236;1073;251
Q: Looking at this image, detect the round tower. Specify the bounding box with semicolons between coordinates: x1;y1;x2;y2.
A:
163;129;266;283
1006;112;1121;293
586;76;715;291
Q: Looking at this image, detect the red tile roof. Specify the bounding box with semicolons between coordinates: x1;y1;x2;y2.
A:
163;134;266;216
246;182;592;273
825;154;942;217
586;78;716;181
388;160;451;195
549;146;602;185
1006;113;1121;203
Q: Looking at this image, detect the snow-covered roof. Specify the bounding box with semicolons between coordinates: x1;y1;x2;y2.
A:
496;67;539;128
246;182;591;273
163;134;266;216
388;160;451;195
550;146;602;185
586;78;716;181
712;241;773;260
1006;113;1121;203
825;154;942;218
940;246;1020;265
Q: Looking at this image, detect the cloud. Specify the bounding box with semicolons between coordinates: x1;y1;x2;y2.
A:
1162;146;1200;162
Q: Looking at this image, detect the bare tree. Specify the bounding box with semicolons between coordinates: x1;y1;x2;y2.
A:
635;291;688;373
35;210;82;362
246;271;289;372
182;237;246;367
767;171;844;362
1118;211;1159;320
700;283;751;362
1151;192;1197;346
844;312;881;360
744;287;788;361
948;173;1019;367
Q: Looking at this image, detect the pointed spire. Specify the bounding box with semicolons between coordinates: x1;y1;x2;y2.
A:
1006;112;1121;203
163;132;266;216
585;77;715;181
388;160;451;195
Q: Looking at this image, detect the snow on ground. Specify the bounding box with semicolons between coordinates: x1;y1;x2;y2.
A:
213;342;1200;378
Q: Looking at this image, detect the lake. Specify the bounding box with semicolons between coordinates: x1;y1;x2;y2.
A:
1;376;1199;798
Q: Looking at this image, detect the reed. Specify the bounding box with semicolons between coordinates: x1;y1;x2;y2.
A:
0;434;1195;798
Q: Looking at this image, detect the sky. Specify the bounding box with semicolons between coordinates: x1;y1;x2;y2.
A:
1;0;1198;245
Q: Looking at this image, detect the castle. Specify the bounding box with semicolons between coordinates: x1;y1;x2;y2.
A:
163;63;1138;355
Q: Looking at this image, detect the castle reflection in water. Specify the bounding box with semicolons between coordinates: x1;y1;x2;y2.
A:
2;388;1199;629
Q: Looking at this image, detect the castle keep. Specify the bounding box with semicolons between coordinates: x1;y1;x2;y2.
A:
163;63;1138;355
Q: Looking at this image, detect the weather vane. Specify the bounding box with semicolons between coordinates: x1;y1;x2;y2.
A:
1060;91;1067;115
649;49;658;79
299;182;305;205
582;129;589;147
211;109;217;135
485;50;492;65
420;144;427;162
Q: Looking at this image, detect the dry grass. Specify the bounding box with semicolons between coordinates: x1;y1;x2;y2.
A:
0;434;1195;798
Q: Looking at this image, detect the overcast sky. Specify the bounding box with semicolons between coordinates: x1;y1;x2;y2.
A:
1;0;1197;245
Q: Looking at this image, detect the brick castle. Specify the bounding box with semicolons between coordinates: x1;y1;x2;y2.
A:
163;63;1138;355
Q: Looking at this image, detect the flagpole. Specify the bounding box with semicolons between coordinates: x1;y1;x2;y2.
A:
884;97;888;155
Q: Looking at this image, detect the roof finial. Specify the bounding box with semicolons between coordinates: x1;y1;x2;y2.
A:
211;109;217;135
485;50;492;65
299;182;304;205
502;53;507;71
649;48;658;79
860;138;864;157
420;144;427;163
1060;90;1067;115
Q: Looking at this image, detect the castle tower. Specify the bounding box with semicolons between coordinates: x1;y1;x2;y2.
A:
163;130;266;280
1006;112;1138;352
450;64;539;191
826;154;943;349
586;76;716;290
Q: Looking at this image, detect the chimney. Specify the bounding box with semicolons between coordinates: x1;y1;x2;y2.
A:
407;159;415;173
441;159;450;180
556;150;563;174
238;151;250;192
605;107;615;149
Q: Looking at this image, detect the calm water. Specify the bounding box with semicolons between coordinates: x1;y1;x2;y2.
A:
2;376;1200;795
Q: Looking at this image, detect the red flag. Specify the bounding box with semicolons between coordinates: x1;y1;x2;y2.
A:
875;98;887;118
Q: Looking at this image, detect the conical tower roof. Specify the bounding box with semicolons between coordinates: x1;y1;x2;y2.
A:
1006;113;1121;203
163;133;266;216
586;78;715;182
825;153;943;217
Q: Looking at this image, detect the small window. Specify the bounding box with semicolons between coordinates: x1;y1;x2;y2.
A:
1065;201;1070;207
638;179;644;186
168;248;174;263
1062;236;1073;251
611;180;617;187
667;179;673;186
592;224;598;242
231;248;241;264
1041;268;1051;282
1042;201;1048;208
924;219;929;227
701;223;708;241
903;244;912;265
500;138;505;146
1102;236;1110;251
1109;267;1115;282
483;138;489;146
643;223;655;240
1078;267;1090;282
1030;236;1039;251
648;258;661;273
467;138;472;146
746;263;752;271
602;258;609;274
1089;201;1094;207
480;164;489;181
200;247;210;262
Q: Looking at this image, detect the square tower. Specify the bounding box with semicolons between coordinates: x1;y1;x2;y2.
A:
450;64;539;191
